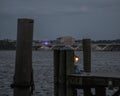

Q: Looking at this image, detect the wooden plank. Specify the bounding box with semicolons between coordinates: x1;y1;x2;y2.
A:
66;50;74;75
68;73;120;87
54;50;60;96
69;72;120;79
58;50;66;96
66;50;75;96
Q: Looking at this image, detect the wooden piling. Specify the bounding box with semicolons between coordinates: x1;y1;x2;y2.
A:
54;49;66;96
66;50;75;96
83;39;91;72
54;49;74;96
14;18;34;96
54;50;60;96
58;50;66;96
83;39;91;96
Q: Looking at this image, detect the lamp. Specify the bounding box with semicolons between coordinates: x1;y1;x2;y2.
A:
74;55;79;63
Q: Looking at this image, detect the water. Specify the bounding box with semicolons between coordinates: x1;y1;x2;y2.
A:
0;51;120;96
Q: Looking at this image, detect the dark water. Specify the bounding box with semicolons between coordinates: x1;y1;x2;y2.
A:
0;51;120;96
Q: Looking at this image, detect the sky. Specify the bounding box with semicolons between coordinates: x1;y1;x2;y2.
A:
0;0;120;40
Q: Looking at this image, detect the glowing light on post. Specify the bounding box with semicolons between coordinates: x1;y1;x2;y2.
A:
74;55;79;63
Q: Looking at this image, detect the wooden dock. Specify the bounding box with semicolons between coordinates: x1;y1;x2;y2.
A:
54;39;120;96
68;72;120;87
68;72;120;96
11;18;120;96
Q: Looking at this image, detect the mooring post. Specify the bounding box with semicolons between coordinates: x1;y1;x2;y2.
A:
83;39;91;72
59;50;66;96
14;18;34;96
54;49;66;96
54;49;74;96
83;39;91;96
54;50;60;96
66;50;75;96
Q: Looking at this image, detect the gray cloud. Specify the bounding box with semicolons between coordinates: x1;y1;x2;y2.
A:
1;0;120;15
0;0;120;40
0;1;90;15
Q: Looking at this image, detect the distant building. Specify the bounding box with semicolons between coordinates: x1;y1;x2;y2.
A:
57;36;75;45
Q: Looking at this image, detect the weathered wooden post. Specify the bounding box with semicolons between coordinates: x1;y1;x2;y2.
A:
59;50;66;96
54;50;60;96
82;39;106;96
82;39;91;96
83;39;91;72
54;48;74;96
66;49;75;96
13;18;34;96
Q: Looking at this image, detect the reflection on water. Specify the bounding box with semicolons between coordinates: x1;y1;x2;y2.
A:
0;51;120;96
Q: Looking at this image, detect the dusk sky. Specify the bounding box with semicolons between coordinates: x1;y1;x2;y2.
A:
0;0;120;40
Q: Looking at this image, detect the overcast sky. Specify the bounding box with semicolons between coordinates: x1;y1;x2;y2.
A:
0;0;120;40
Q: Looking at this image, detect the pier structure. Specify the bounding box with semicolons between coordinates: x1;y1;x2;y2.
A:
11;18;120;96
54;39;120;96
